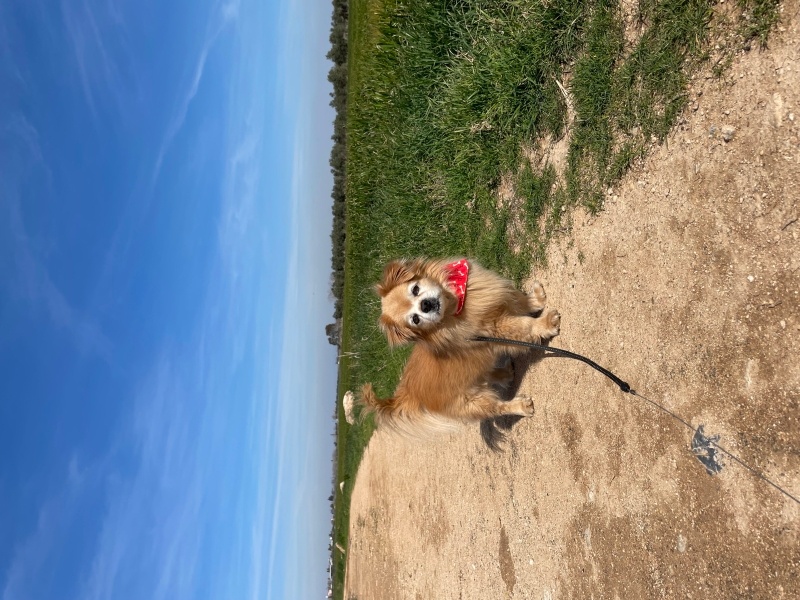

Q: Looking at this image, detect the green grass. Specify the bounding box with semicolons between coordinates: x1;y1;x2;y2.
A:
328;1;381;595
738;0;782;47
568;0;715;208
329;1;780;598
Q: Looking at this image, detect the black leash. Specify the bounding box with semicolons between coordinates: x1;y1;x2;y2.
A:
472;335;800;506
473;336;633;393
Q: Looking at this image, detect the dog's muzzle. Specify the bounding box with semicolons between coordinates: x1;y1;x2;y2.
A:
420;298;440;314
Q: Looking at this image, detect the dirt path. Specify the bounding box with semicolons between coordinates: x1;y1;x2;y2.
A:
344;7;800;598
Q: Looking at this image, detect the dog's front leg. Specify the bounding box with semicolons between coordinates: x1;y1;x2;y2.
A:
526;280;548;314
495;311;560;348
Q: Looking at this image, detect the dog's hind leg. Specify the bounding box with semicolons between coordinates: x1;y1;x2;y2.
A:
460;387;535;421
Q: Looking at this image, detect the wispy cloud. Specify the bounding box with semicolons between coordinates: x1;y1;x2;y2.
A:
1;456;93;600
151;1;240;188
0;4;25;88
249;394;281;600
0;116;112;359
79;353;205;600
0;318;254;600
221;0;242;21
80;0;242;333
80;211;278;600
59;0;132;124
149;41;212;188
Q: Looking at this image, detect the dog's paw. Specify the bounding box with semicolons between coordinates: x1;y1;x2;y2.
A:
541;308;561;339
527;281;547;313
517;397;536;417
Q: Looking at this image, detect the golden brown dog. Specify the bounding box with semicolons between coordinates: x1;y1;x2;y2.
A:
361;258;560;434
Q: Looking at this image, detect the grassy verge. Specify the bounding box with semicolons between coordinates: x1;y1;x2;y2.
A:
330;0;779;597
328;1;380;596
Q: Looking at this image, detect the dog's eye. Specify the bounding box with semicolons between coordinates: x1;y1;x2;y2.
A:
411;284;420;297
411;314;420;325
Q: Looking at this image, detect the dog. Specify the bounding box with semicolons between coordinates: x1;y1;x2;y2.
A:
360;258;561;435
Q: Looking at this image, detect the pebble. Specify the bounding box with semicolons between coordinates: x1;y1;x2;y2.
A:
722;126;736;142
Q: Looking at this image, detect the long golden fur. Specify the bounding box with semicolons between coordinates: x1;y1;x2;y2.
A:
361;258;561;435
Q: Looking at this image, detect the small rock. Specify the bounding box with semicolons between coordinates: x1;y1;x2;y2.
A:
747;275;755;282
722;126;736;142
677;534;687;553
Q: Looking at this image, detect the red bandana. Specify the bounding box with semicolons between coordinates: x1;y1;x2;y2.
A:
445;259;469;315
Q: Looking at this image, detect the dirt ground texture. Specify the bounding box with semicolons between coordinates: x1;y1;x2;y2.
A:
344;6;800;599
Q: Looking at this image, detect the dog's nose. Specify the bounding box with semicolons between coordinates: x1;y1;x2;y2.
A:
420;298;439;314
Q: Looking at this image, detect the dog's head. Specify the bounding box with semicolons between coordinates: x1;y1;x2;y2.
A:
375;259;457;346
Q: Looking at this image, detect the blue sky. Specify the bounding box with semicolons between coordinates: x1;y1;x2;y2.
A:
0;0;338;598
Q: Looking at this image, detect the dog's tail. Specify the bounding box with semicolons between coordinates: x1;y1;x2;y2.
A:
358;383;459;438
358;383;390;420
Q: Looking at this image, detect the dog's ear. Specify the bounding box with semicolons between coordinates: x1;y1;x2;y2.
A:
378;314;418;347
375;259;418;297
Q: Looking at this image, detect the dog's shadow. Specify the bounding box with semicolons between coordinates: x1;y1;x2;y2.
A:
480;350;547;451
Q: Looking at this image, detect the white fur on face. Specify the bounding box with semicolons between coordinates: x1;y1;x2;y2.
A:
381;277;446;334
404;279;444;328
